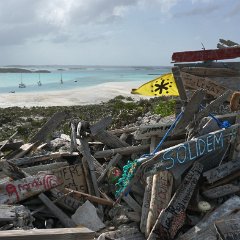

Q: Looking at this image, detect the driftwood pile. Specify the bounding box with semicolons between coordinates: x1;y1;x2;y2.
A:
0;42;240;240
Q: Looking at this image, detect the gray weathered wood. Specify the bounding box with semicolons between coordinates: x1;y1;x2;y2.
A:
148;162;203;240
203;184;240;199
146;171;173;237
122;195;142;213
38;193;76;227
134;119;174;140
140;176;153;235
181;67;239;77
30;111;67;143
172;67;188;102
203;159;240;184
0;227;94;239
178;196;240;240
180;72;232;98
90;116;112;135
215;218;240;240
9;152;78;166
78;138;100;198
117;124;239;201
94;144;150;158
0;173;62;204
174;89;206;135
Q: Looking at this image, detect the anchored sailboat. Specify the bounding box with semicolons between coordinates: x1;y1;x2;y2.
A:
60;73;63;84
37;74;42;86
19;73;26;88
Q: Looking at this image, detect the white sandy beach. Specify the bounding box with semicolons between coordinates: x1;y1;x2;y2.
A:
0;81;150;108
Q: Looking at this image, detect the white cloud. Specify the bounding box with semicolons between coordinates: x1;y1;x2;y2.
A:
0;0;181;46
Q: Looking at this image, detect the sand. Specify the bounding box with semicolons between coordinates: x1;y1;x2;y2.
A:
0;81;150;108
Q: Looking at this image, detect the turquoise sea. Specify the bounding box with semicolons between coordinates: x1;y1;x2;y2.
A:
0;65;171;93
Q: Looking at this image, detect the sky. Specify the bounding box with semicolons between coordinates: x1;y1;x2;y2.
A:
0;0;239;66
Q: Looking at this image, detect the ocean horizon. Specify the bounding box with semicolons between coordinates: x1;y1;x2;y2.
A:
0;65;171;94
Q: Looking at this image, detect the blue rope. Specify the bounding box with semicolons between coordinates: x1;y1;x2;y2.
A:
141;110;184;158
200;104;231;129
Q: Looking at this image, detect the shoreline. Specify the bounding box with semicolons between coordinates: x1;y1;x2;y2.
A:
0;81;150;108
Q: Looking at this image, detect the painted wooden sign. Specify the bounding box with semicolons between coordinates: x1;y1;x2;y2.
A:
181;67;238;77
180;72;231;98
215;218;240;240
148;162;203;240
116;124;239;201
134;120;174;140
203;160;240;184
146;171;173;236
52;164;87;193
0;173;62;204
143;124;239;177
140;176;153;234
203;184;240;199
172;47;240;62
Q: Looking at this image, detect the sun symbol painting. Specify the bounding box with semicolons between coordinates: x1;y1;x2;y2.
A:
131;73;179;96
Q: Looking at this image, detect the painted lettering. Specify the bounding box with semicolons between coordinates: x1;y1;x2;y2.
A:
176;145;187;164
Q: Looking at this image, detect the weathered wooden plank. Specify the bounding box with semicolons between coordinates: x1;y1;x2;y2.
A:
146;171;173;237
38;192;76;227
0;227;95;239
90;116;112;135
9;152;78;166
193;90;232;123
175;61;240;71
0;141;23;152
0;205;21;221
172;47;240;62
140;176;153;235
181;67;239;77
203;159;240;184
90;116;129;148
22;162;68;175
219;39;239;47
52;164;88;193
0;173;62;204
134;120;174;140
64;188;114;206
6;142;36;160
122;194;142;213
172;67;188;102
178;196;240;240
148;162;203;240
30;111;67;143
117;124;239;200
94;144;150;158
110;126;139;135
97;153;122;184
143;124;239;177
173;89;206;135
215;218;240;240
187;90;232;138
203;184;240;199
78;138;100;197
180;72;232;98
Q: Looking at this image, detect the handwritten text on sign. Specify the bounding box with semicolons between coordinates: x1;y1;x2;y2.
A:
0;174;61;204
145;125;238;176
52;164;87;193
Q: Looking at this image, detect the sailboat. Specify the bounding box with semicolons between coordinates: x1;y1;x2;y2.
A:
19;73;26;88
60;73;63;84
37;74;42;86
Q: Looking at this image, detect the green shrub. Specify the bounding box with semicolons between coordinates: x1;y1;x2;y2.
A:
153;99;176;117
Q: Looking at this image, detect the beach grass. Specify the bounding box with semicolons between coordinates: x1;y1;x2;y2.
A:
0;95;177;142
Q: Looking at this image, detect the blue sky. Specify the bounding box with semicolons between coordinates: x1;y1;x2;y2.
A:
0;0;239;66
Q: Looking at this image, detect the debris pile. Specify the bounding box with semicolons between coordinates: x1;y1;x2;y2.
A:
0;39;239;239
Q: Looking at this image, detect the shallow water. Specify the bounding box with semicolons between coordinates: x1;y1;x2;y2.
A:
0;65;171;93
